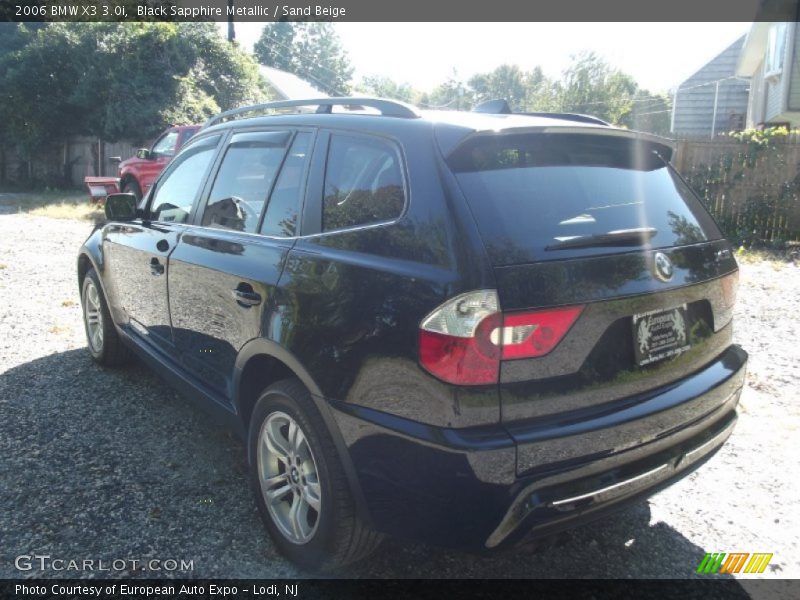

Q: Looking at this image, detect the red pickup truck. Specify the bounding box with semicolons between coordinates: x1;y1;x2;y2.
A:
85;125;200;202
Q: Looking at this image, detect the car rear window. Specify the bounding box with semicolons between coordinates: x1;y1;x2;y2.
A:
447;133;721;265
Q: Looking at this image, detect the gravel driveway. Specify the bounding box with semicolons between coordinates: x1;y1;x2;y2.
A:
1;213;798;585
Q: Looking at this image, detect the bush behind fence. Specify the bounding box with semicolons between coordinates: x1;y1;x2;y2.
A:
675;129;800;247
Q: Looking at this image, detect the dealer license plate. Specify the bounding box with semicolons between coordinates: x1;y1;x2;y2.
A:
633;305;690;366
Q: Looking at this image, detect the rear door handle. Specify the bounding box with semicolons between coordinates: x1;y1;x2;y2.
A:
232;284;261;307
150;257;164;276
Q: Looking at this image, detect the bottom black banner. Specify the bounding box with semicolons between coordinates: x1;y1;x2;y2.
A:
1;579;798;600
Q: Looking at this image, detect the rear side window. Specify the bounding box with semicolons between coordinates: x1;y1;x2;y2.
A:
447;133;721;265
322;134;405;232
261;132;312;237
201;131;291;233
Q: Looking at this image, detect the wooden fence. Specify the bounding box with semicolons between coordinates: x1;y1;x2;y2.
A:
673;137;800;244
0;136;143;188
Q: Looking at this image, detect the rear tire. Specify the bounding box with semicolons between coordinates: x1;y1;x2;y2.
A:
81;268;132;366
121;179;142;202
248;378;382;571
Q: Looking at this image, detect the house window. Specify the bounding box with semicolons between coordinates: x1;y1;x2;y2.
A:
766;22;788;76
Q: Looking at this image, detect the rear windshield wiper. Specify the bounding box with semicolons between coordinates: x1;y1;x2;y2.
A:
545;227;657;251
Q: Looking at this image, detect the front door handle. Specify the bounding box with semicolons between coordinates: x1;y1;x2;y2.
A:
150;257;164;276
232;284;261;308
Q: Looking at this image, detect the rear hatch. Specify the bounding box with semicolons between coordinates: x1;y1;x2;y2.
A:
444;128;739;431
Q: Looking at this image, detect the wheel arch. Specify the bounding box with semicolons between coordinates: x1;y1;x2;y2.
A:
77;252;93;289
77;240;107;299
234;338;374;527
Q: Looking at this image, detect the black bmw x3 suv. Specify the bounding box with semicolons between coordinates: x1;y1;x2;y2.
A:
78;97;747;570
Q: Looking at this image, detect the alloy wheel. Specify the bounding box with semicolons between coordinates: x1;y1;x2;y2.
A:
257;411;322;544
83;280;104;353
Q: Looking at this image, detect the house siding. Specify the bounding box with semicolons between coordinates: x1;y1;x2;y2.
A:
788;22;800;111
744;22;800;126
672;36;749;138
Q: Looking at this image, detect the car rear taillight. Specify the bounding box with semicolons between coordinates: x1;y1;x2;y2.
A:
419;290;501;385
721;270;739;308
493;305;584;359
419;290;584;385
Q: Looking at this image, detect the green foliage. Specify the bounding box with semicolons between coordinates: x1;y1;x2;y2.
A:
254;22;353;95
376;53;662;133
0;22;266;163
630;90;672;136
356;75;418;104
426;70;472;110
469;65;529;111
558;52;638;126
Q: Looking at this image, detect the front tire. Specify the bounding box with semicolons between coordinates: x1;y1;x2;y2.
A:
121;179;142;202
249;378;382;571
81;268;132;366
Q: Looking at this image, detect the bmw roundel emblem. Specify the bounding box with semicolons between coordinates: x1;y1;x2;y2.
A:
653;252;674;282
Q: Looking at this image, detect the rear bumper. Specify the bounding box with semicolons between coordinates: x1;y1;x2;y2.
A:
329;345;747;549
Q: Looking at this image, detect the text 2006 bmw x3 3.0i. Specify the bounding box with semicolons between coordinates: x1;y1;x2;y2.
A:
78;98;747;570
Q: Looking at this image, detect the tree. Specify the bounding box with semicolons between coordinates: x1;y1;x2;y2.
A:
0;23;47;181
356;75;419;103
0;22;266;182
524;66;561;112
426;70;472;110
469;64;529;111
0;23;91;177
558;51;638;126
630;90;672;136
80;22;265;141
254;22;353;95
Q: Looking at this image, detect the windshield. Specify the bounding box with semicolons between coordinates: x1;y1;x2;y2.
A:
447;133;721;265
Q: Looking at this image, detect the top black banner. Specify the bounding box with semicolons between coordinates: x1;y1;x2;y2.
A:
3;0;800;22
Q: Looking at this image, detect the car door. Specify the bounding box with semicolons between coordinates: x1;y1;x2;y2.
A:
103;133;222;355
167;128;314;396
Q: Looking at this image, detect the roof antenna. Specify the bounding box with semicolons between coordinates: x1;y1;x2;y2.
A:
473;99;512;114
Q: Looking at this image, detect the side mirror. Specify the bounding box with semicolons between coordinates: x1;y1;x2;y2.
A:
108;156;122;164
136;148;152;160
104;193;138;221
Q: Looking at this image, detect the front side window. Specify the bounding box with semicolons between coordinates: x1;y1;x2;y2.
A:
152;130;180;157
322;134;405;232
149;135;220;223
201;131;291;233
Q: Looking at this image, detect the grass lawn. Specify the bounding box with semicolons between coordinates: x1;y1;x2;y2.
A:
0;189;102;221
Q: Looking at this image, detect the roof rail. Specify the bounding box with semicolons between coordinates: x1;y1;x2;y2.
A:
204;97;420;128
472;98;610;127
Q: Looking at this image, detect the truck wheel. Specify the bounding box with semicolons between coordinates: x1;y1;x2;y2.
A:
249;378;382;571
121;179;142;201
